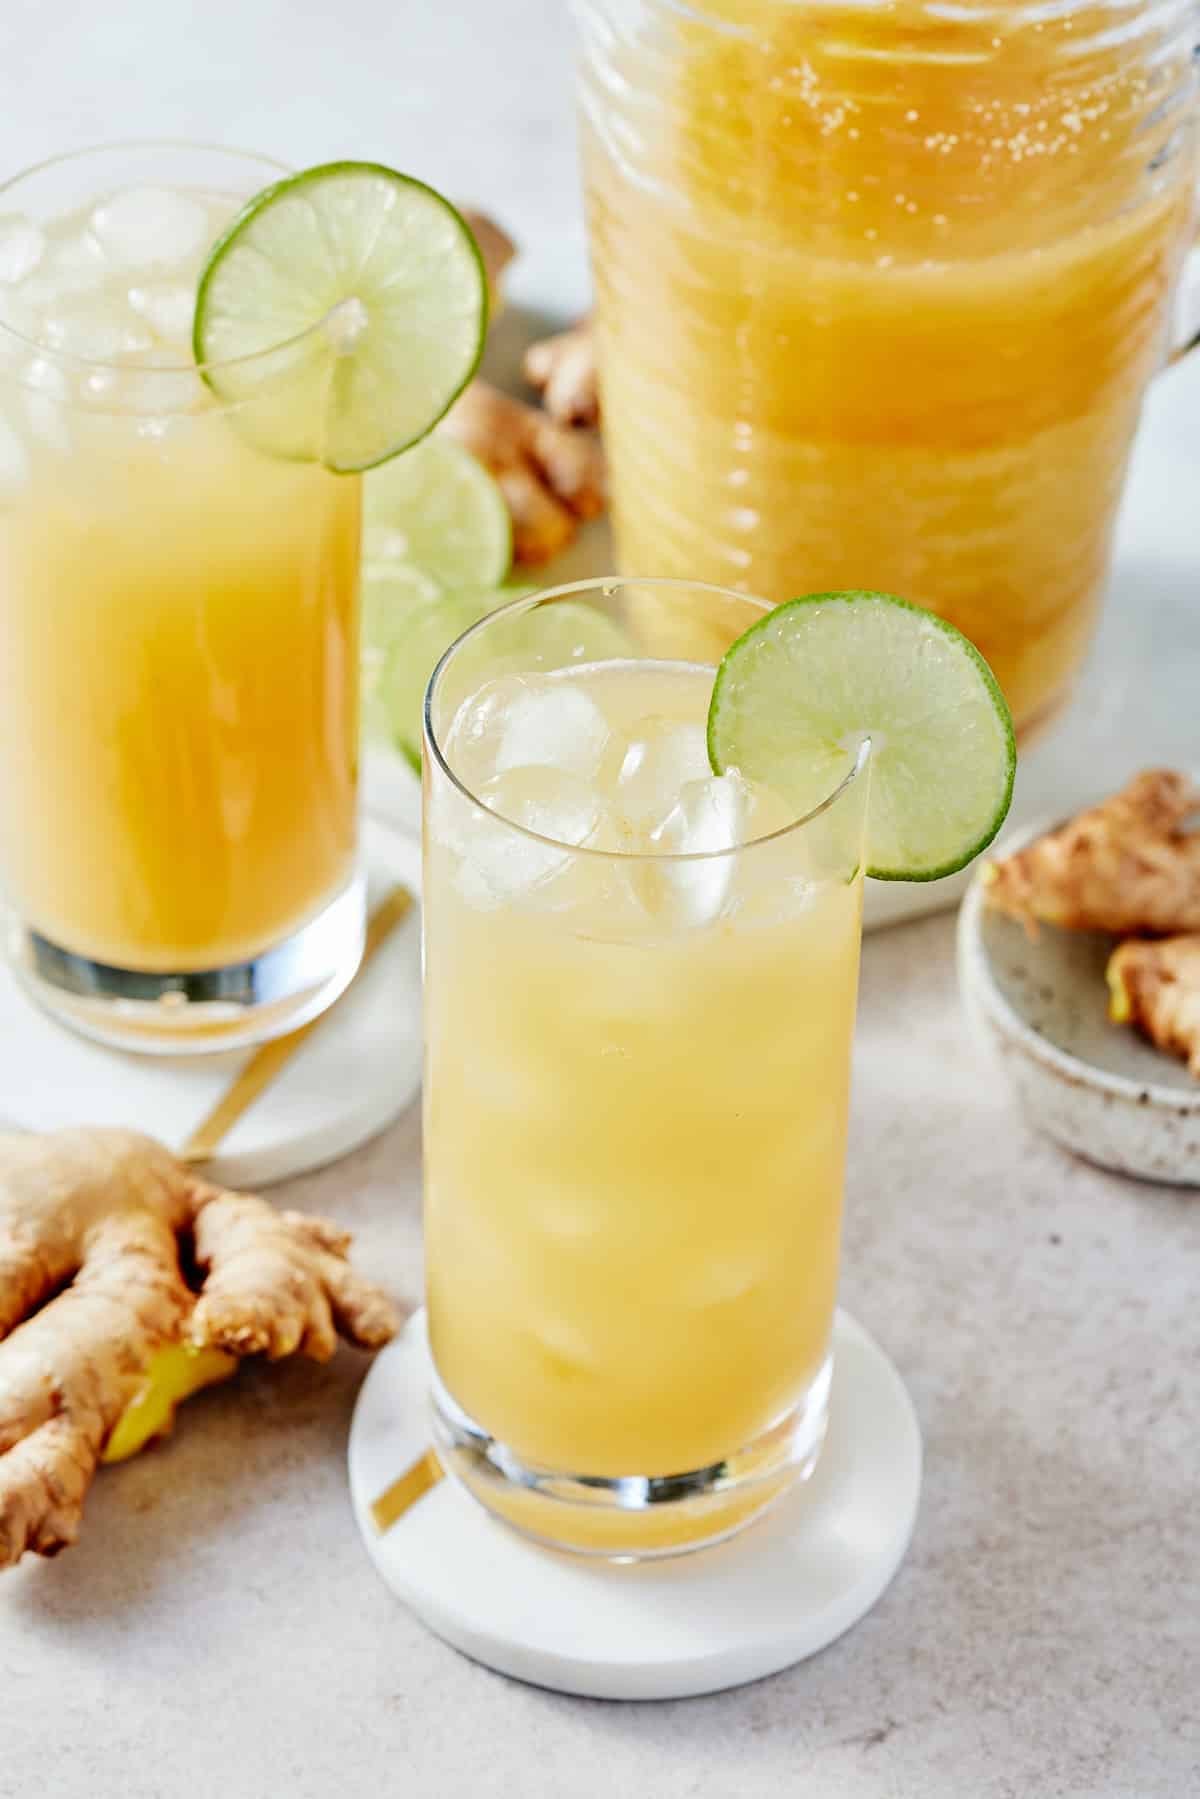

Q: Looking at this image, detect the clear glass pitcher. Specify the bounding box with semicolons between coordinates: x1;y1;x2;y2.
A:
574;0;1199;735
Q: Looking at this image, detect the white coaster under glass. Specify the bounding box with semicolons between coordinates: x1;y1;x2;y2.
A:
348;1308;922;1701
0;817;422;1186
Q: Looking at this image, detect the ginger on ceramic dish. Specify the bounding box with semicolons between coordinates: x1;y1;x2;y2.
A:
1107;934;1200;1077
983;769;1200;937
0;1128;398;1569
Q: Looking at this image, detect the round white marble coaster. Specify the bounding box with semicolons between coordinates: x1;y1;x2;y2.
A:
348;1308;922;1701
0;817;422;1187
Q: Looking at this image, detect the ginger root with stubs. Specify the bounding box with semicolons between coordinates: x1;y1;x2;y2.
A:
1107;935;1200;1077
523;318;600;429
460;209;517;306
440;379;606;565
445;209;605;565
0;1128;398;1569
983;769;1200;938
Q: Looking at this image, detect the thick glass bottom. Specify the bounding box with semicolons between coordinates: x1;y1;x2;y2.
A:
6;871;366;1055
430;1354;833;1561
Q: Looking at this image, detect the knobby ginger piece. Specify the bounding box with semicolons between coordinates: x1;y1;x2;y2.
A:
0;1129;398;1569
983;770;1200;936
439;381;606;564
460;209;516;309
524;318;600;428
1107;935;1200;1078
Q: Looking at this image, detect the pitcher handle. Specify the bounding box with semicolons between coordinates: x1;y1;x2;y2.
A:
1167;317;1199;368
1166;213;1200;368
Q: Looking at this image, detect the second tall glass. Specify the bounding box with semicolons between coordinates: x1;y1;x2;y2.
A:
0;144;363;1051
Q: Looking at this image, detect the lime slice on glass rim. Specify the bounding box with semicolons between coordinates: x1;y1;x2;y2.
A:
708;591;1015;881
193;162;487;471
364;435;511;587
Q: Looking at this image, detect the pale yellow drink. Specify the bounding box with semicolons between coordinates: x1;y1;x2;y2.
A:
0;429;359;972
424;587;867;1553
0;151;360;1014
576;0;1198;732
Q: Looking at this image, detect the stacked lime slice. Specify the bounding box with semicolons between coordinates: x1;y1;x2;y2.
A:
360;439;525;770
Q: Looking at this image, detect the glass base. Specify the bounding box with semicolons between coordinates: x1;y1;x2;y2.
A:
7;871;366;1055
430;1354;833;1562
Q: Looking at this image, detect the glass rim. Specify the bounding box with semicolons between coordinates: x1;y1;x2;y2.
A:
423;577;871;865
0;138;331;379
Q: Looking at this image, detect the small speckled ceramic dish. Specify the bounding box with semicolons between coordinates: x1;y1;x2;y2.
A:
958;818;1200;1187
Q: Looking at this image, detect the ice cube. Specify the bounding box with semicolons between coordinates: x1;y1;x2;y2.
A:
457;765;607;903
446;674;612;787
743;779;799;838
34;230;108;299
529;1315;595;1382
82;365;119;402
616;716;712;823
120;349;205;415
0;216;44;285
42;301;153;360
90;188;209;270
496;681;611;780
0;289;35;359
127;282;195;345
641;771;750;926
24;356;72;451
0;411;29;493
684;1254;766;1308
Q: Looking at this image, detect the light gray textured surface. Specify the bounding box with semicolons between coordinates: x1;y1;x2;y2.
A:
1;3;1198;1793
2;915;1198;1797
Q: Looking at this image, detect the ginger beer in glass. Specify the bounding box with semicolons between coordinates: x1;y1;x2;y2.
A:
0;145;362;1049
423;580;868;1556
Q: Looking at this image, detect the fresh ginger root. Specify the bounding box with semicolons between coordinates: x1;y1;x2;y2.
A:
440;380;606;564
446;219;606;564
0;1128;398;1568
1107;935;1200;1077
983;770;1200;937
460;209;516;308
523;318;600;428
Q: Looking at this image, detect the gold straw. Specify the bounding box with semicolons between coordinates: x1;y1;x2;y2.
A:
370;1448;445;1533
